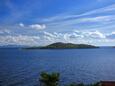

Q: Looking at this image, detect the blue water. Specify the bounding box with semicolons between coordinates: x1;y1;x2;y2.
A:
0;48;115;86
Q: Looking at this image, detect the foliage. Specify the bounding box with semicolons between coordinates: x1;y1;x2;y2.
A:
66;83;85;86
39;72;99;86
39;72;60;86
88;82;99;86
40;42;99;49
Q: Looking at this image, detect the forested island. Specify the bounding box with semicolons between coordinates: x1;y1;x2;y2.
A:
26;42;99;49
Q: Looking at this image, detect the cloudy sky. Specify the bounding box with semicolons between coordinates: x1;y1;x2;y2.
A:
0;0;115;46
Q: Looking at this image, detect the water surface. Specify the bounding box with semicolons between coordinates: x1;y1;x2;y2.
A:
0;48;115;86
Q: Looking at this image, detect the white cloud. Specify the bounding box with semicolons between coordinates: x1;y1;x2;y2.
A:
86;30;106;39
19;23;24;27
18;23;46;30
43;31;55;38
74;30;106;39
42;30;106;45
106;31;115;39
111;31;115;34
29;24;46;30
0;29;115;46
0;35;40;46
43;31;65;42
0;29;11;34
78;15;114;23
42;4;115;32
42;4;115;24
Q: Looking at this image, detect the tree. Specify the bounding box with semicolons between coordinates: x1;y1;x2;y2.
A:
39;72;60;86
66;83;85;86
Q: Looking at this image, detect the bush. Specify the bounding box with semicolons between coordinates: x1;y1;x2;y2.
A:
39;72;60;86
39;72;99;86
66;82;85;86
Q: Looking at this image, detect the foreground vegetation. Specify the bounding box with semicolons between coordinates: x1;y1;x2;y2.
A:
39;72;99;86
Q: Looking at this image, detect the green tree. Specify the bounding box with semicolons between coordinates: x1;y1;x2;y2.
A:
89;82;99;86
39;72;60;86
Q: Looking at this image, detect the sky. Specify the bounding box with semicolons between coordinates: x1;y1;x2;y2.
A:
0;0;115;46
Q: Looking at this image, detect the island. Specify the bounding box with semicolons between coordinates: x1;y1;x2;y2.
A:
25;42;99;49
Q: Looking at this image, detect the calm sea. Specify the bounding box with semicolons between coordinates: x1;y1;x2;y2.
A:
0;48;115;86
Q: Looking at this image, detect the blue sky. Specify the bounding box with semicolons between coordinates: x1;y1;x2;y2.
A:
0;0;115;46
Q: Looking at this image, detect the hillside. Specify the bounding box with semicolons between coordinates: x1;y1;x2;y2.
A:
26;42;99;49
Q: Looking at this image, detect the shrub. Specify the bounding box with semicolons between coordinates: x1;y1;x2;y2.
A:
39;72;60;86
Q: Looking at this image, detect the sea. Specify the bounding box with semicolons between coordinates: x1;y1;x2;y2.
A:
0;47;115;86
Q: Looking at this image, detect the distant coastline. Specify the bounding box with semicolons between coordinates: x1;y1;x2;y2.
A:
25;42;99;49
